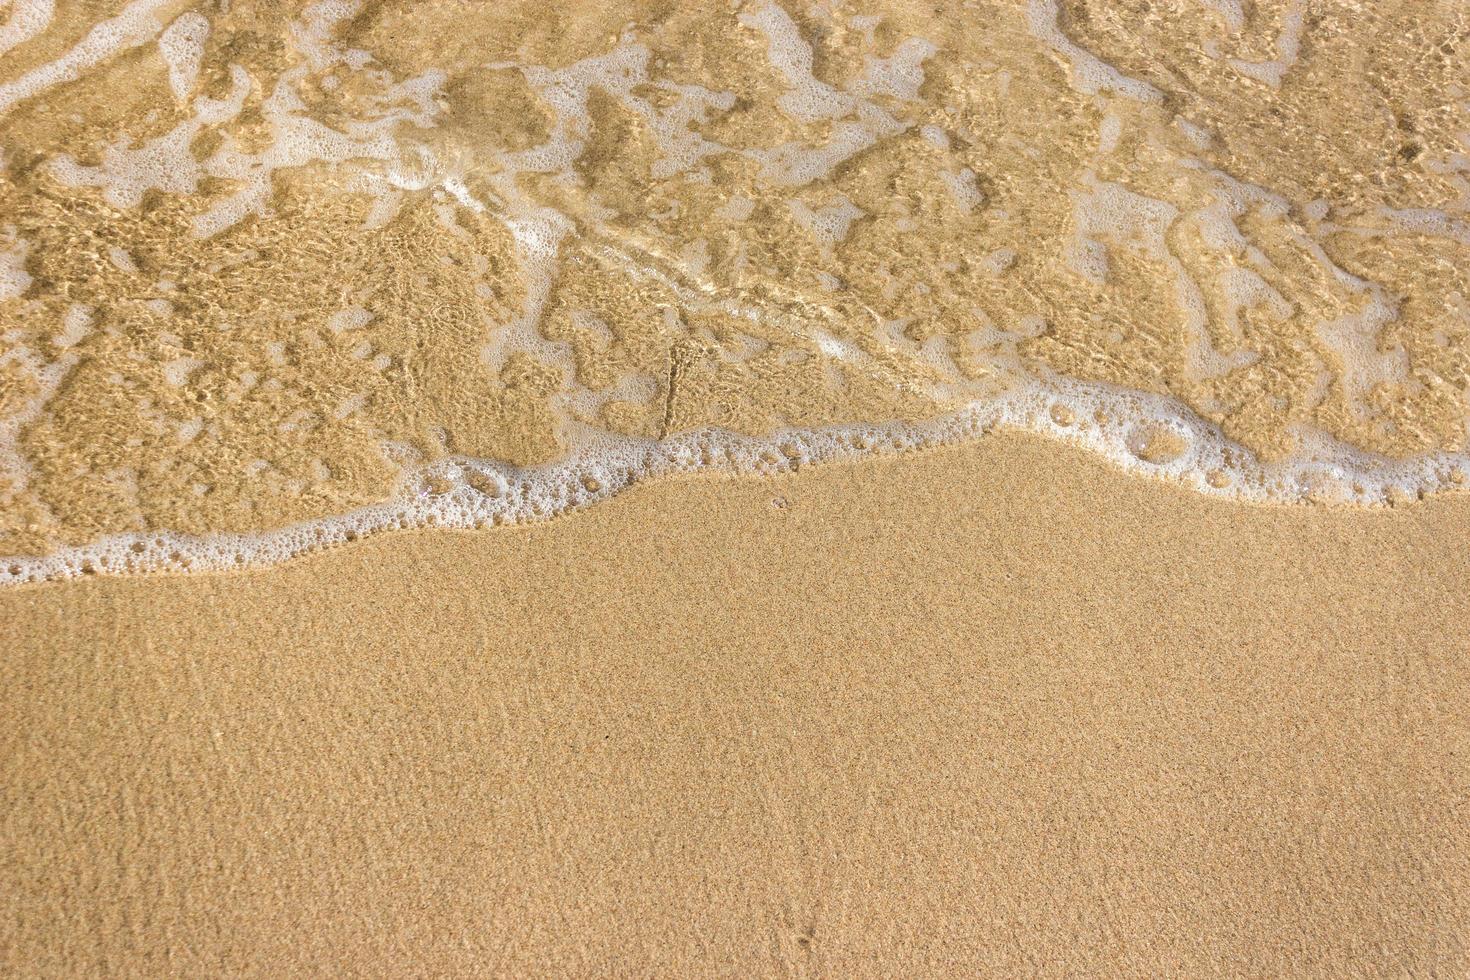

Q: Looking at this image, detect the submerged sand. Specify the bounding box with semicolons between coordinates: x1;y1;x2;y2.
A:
3;433;1467;976
3;0;1469;573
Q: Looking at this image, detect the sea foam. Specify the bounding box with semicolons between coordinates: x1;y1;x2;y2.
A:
3;375;1467;586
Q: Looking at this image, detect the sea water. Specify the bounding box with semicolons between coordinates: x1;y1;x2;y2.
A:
0;0;1467;583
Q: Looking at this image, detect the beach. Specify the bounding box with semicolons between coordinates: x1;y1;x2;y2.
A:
4;432;1468;975
3;0;1470;972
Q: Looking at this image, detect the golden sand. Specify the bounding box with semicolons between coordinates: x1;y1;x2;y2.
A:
3;433;1468;975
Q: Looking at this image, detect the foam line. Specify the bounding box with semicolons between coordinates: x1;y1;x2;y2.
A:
0;0;177;116
4;375;1467;586
0;0;54;56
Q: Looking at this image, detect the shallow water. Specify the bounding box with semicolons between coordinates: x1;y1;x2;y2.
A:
1;0;1467;581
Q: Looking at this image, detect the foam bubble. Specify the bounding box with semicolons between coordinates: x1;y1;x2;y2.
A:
0;0;53;57
1025;0;1163;103
52;304;92;348
0;0;174;117
158;11;209;102
0;229;32;300
7;372;1469;587
788;194;865;246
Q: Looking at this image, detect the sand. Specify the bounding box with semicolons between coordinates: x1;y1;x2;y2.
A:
3;1;1470;974
3;432;1468;977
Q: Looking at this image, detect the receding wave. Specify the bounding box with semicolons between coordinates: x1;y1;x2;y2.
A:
0;0;1467;582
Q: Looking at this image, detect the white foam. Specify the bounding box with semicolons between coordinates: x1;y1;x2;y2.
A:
0;0;53;57
107;246;138;274
1217;266;1292;344
332;392;369;420
471;35;750;434
1097;112;1124;154
1313;286;1407;420
979;248;1017;275
1173;117;1213;150
940;168;984;214
0;340;77;508
745;120;895;187
854;37;937;102
718;195;755;222
1339;207;1470;249
158;11;209;102
48;5;445;239
326;306;374;332
5;0;1469;587
52;303;92;348
191;64;444;238
0;0;174;117
293;0;367;72
920;125;949;150
0;229;31;300
1198;0;1246;33
161;355;204;386
737;4;932;188
176;416;203;443
8;369;1469;586
503;36;733;183
1025;0;1162;103
1069;173;1257;381
1175;170;1424;421
469;15;937;450
788;194;864;246
49;65;252;208
738;4;854;123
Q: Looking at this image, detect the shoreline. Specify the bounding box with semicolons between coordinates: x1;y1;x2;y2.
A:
8;376;1470;587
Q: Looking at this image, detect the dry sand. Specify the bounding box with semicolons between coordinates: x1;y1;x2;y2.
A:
3;432;1467;977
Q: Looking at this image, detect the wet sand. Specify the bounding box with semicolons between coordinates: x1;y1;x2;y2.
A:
3;431;1467;977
